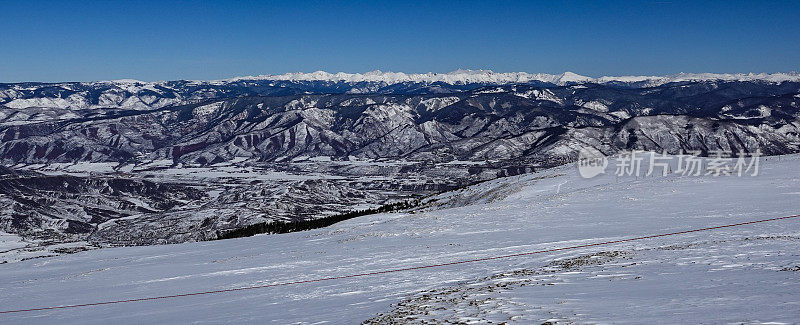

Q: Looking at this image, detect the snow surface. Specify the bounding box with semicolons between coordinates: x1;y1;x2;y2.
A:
0;233;27;253
1;155;799;324
0;234;96;264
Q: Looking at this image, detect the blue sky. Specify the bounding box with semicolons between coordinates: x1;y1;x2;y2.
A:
2;0;799;82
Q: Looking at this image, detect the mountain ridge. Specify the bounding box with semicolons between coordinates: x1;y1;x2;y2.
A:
8;69;800;87
3;81;799;166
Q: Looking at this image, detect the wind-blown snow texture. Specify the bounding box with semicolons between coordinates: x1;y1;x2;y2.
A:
1;154;799;324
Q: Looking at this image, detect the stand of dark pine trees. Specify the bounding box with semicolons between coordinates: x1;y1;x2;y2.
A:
215;199;420;240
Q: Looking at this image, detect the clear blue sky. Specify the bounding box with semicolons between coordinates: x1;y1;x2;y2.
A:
2;0;799;82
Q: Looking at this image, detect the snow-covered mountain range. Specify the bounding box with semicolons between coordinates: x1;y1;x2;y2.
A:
2;70;799;110
2;73;800;259
2;73;800;323
231;69;800;86
3;81;800;166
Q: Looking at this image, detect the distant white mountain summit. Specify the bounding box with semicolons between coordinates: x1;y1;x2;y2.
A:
220;69;800;86
2;70;799;111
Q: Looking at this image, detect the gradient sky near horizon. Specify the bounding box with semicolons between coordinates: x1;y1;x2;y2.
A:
2;0;799;82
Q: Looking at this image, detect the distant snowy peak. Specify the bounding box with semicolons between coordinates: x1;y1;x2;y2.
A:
219;70;561;85
225;70;800;86
596;72;800;87
555;71;595;84
3;70;799;111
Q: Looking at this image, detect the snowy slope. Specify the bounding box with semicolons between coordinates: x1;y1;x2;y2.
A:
1;155;799;324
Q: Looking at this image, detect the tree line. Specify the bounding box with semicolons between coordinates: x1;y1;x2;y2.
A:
215;199;420;240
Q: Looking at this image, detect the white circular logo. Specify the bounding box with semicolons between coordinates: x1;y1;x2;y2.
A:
576;148;608;178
